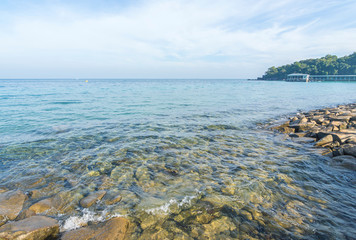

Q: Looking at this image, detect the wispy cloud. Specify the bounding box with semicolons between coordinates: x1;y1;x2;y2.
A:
0;0;355;78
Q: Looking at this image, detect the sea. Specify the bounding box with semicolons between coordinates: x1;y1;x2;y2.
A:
0;79;356;239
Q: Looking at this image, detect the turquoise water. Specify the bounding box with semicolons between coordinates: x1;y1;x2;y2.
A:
1;79;356;239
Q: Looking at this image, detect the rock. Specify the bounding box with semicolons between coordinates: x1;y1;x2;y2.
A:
0;190;26;226
0;187;8;193
29;198;53;214
61;217;129;240
315;135;334;147
339;129;356;134
104;195;122;205
329;116;351;122
292;137;315;144
289;132;308;138
289;122;316;132
270;121;290;132
0;216;59;240
29;190;84;215
80;191;106;208
342;144;356;158
331;155;356;170
279;127;295;134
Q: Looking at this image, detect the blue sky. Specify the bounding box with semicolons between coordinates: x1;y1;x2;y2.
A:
0;0;355;78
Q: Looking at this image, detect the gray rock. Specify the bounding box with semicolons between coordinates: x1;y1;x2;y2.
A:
342;144;356;158
331;155;356;170
292;137;316;143
0;216;59;240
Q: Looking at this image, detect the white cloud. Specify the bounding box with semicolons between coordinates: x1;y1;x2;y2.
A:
0;0;355;78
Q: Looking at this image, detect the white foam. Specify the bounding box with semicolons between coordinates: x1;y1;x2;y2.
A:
61;209;117;231
145;195;197;215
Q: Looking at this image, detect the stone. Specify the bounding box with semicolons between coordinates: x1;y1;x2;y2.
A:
289;132;308;138
61;217;129;240
29;190;84;215
329;116;352;122
80;191;106;208
331;155;356;170
289;122;316;132
0;216;59;240
315;135;334;147
104;194;122;205
292;137;315;143
342;144;356;158
29;198;53;214
0;190;26;226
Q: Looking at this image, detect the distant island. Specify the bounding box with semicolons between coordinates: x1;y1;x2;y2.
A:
259;52;356;80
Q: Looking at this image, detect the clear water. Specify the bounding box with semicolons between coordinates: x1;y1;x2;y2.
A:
0;79;355;239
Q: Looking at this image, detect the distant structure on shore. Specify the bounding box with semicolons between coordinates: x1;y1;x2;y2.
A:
286;74;356;82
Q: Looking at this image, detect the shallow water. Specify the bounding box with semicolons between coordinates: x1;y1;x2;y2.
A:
1;79;356;239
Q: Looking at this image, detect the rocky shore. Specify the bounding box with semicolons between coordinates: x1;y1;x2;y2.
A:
269;103;356;170
0;189;129;240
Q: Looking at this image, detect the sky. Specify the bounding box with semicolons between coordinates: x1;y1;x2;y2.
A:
0;0;355;79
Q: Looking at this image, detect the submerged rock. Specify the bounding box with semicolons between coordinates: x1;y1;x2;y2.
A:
61;217;129;240
0;190;26;226
80;191;106;208
0;216;59;240
331;155;356;170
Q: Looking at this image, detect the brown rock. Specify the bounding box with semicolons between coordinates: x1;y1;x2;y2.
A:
61;217;129;240
289;132;308;138
0;216;59;240
104;195;122;205
29;198;53;214
329;116;351;122
315;135;334;147
279;127;295;134
80;191;106;208
0;190;26;226
289;122;316;132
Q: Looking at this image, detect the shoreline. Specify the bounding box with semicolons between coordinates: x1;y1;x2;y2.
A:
268;103;356;170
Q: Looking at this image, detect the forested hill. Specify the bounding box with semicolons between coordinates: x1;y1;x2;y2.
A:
260;52;356;80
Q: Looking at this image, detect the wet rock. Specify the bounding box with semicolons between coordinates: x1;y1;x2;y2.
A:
16;209;36;221
0;190;26;226
342;144;356;157
289;122;316;132
202;216;236;237
104;194;122;205
331;155;356;170
61;217;129;240
29;198;53;214
289;132;308;138
291;137;315;143
29;190;84;215
80;191;106;208
0;216;59;240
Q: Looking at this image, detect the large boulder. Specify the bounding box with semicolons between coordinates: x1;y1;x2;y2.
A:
0;190;26;226
0;216;59;240
61;217;129;240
